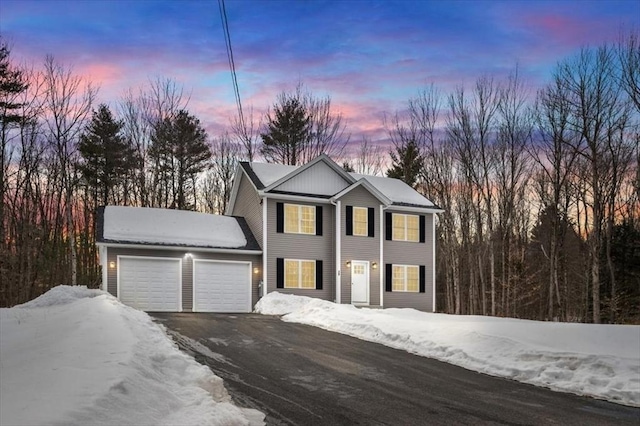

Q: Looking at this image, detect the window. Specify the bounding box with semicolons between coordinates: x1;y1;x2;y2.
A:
284;204;315;234
392;265;419;292
353;207;368;236
392;213;419;242
284;259;316;289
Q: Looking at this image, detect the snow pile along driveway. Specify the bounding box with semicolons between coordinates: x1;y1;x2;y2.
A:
0;286;263;426
255;292;640;407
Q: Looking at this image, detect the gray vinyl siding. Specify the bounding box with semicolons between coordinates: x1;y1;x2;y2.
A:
266;198;335;300
230;173;263;246
273;161;350;196
383;211;434;311
339;186;381;306
105;247;262;311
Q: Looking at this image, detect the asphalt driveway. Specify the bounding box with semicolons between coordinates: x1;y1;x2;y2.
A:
152;313;640;426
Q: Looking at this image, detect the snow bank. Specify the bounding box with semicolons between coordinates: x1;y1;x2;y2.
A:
1;286;263;426
255;292;640;407
103;206;247;248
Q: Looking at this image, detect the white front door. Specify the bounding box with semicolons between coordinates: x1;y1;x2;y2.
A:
351;261;369;305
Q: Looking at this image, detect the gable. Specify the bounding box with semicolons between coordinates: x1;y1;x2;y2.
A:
271;160;351;196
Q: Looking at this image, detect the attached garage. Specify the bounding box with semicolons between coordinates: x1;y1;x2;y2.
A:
118;256;182;312
193;260;252;312
97;206;262;313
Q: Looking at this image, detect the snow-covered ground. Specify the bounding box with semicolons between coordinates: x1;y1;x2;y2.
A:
0;286;263;426
255;292;640;407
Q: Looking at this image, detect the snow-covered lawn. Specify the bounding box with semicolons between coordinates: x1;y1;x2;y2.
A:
0;286;263;426
255;292;640;407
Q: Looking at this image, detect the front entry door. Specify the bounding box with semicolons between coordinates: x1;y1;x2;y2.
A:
351;261;369;305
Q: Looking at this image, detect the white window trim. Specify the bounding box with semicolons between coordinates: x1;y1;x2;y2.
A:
392;264;419;293
284;203;316;235
352;206;368;237
284;258;316;289
392;213;419;242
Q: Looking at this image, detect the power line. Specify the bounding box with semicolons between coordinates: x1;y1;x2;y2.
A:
218;0;245;132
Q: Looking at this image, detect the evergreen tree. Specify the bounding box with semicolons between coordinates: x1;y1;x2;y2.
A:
0;39;28;127
149;109;211;210
260;95;310;165
78;104;138;206
386;139;423;188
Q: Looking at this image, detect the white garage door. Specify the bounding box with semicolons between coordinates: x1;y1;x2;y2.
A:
118;256;181;312
193;260;251;313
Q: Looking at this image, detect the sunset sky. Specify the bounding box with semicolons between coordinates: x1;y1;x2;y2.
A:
1;0;639;153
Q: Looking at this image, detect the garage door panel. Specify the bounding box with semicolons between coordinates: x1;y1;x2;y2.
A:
119;257;181;312
194;261;250;313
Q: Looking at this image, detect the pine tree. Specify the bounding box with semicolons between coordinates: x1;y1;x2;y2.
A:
386;139;423;188
149;109;211;210
0;39;28;127
78;104;138;206
260;95;310;165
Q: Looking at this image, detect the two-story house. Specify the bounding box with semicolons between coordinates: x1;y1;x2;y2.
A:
96;154;442;313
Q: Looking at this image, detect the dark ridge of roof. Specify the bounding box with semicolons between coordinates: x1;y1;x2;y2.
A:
391;201;443;210
268;190;332;199
240;162;265;190
96;206;105;242
232;215;262;251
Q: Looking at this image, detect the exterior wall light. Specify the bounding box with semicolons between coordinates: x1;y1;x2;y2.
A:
109;261;116;269
253;267;259;274
346;260;351;267
372;262;377;270
184;253;193;259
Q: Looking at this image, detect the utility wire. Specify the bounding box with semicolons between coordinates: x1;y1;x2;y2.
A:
218;0;245;132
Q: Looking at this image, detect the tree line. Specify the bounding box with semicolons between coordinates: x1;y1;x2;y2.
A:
1;34;638;324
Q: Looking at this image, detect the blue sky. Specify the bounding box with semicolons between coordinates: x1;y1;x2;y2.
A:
1;0;639;149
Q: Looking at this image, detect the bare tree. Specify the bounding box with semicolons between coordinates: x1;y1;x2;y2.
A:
200;134;240;214
353;136;384;175
42;56;96;286
231;105;261;162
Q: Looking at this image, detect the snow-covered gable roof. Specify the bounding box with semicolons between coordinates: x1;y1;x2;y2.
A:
98;206;258;250
241;156;438;209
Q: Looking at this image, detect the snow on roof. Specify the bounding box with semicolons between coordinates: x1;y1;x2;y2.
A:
103;206;247;248
350;173;435;207
247;160;437;208
250;162;297;187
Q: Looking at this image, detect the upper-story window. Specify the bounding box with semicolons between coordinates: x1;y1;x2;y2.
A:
346;206;374;237
392;213;419;242
284;203;316;234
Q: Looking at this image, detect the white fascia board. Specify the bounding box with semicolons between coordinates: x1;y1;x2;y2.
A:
331;178;391;206
386;204;444;214
263;155;356;192
97;242;262;255
259;192;333;204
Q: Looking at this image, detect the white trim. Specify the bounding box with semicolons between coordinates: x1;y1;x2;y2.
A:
335;200;341;304
192;259;252;313
262;197;268;296
352;206;369;237
390;213;420;242
116;255;183;312
259;192;333;204
97;242;260;255
283;203;316;235
380;205;385;308
432;213;436;313
387;204;444;214
283;258;317;289
390;264;420;293
350;260;370;305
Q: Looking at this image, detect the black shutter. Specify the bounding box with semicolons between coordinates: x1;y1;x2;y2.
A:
385;212;392;240
316;260;323;289
276;258;284;288
276;203;284;233
419;215;426;243
385;264;393;292
346;206;353;236
316;206;323;236
368;207;375;237
419;265;426;293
